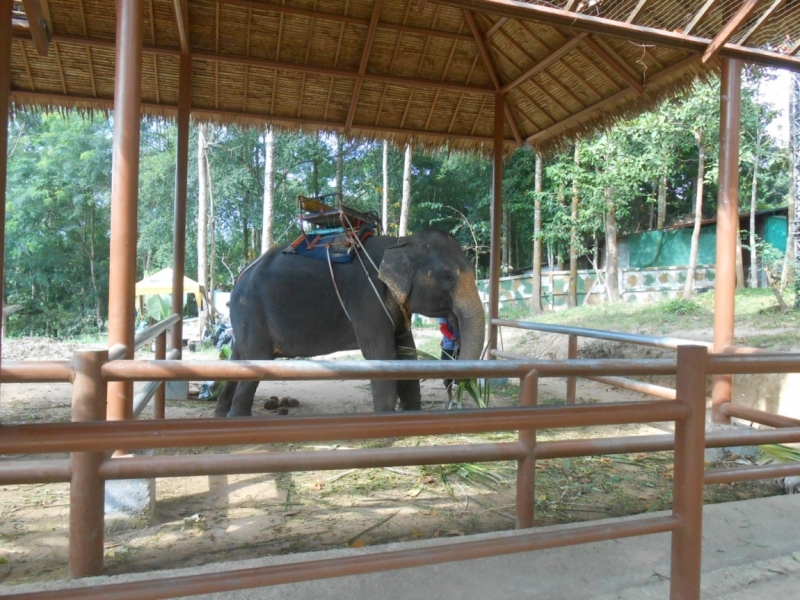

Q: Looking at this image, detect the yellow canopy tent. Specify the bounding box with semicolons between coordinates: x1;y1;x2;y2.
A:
135;268;203;314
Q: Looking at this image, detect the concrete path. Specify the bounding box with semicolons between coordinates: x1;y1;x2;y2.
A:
3;494;799;599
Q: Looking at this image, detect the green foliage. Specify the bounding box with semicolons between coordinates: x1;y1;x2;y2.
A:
660;298;700;316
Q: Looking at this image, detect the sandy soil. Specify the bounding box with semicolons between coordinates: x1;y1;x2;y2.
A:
0;328;782;586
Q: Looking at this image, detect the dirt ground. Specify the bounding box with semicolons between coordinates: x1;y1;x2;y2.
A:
0;327;783;586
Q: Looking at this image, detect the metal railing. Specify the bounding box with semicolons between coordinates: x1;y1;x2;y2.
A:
2;348;800;598
492;318;794;430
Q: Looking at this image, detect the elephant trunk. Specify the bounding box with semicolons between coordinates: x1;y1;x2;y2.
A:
453;273;486;361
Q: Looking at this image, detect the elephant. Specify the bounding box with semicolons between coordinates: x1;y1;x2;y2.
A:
214;229;486;417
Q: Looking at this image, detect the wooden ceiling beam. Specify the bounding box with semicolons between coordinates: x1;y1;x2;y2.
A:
215;0;473;43
527;53;701;145
9;89;511;144
431;0;800;72
499;33;585;94
346;0;384;130
21;0;51;56
11;30;495;97
582;35;643;93
625;0;649;24
172;0;190;54
464;10;522;144
738;0;785;46
703;0;763;64
683;0;719;36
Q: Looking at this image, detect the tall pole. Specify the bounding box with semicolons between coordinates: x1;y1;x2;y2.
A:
0;0;11;367
171;53;191;355
488;92;505;356
107;0;143;424
792;73;800;309
711;58;742;424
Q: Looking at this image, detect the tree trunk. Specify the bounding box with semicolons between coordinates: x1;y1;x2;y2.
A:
197;124;208;290
206;151;218;322
531;151;543;314
605;187;620;303
261;126;275;253
502;204;510;275
735;233;745;290
657;174;667;229
88;202;102;328
399;143;412;237
683;130;705;300
781;169;795;291
568;143;580;308
336;134;344;200
382;141;389;235
749;131;760;289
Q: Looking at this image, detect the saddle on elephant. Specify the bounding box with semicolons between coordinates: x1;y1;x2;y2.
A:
283;194;381;264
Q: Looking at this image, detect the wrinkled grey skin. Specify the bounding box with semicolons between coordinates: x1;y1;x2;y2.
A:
215;230;486;417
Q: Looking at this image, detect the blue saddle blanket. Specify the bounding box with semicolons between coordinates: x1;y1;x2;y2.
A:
283;225;374;264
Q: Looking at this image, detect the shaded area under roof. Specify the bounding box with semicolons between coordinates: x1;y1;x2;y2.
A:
8;0;800;152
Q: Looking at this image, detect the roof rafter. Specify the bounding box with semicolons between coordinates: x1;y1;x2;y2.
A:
21;0;50;56
499;33;585;94
702;0;763;64
215;0;473;44
432;0;800;72
625;0;649;25
683;0;719;36
582;35;643;93
11;31;496;97
8;90;511;144
346;0;384;130
172;0;190;54
738;0;785;46
464;10;522;144
149;0;160;103
400;1;441;130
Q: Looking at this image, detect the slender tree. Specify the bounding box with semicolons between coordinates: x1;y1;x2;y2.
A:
568;143;580;308
382;140;389;234
531;151;543;313
657;175;667;228
604;185;620;302
261;126;275;253
399;142;412;237
683;130;705;299
197;123;208;297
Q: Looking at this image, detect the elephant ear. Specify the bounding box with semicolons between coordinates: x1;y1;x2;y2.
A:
378;242;413;305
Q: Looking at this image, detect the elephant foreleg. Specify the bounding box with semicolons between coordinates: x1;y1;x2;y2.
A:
395;329;421;410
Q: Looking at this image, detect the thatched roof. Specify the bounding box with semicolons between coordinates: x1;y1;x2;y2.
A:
9;0;800;152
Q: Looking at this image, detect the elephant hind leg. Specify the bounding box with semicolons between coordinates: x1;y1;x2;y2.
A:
228;381;262;417
214;381;238;417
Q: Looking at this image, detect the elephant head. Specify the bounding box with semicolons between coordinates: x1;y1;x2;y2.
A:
378;230;486;361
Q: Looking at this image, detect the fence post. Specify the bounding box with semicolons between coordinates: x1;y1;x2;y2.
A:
69;349;108;578
670;345;707;600
516;370;538;529
155;330;166;419
566;334;577;404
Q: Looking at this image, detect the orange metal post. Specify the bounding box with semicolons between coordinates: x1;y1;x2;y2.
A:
669;345;708;600
0;0;11;368
515;371;537;528
154;331;166;419
69;349;108;578
171;53;191;355
566;333;577;404
712;58;742;424
107;0;144;424
487;92;505;356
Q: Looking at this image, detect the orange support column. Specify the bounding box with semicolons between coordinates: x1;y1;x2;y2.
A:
0;0;12;366
107;0;143;425
712;58;742;424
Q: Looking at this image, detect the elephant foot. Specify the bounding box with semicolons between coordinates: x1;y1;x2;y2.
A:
227;407;253;418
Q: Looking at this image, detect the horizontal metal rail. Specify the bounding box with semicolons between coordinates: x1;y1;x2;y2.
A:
133;314;181;352
705;462;800;485
131;348;180;418
721;402;800;428
5;426;800;485
492;318;713;350
4;515;680;600
108;344;128;362
584;375;677;400
0;401;689;455
0;360;74;383
101;358;679;381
